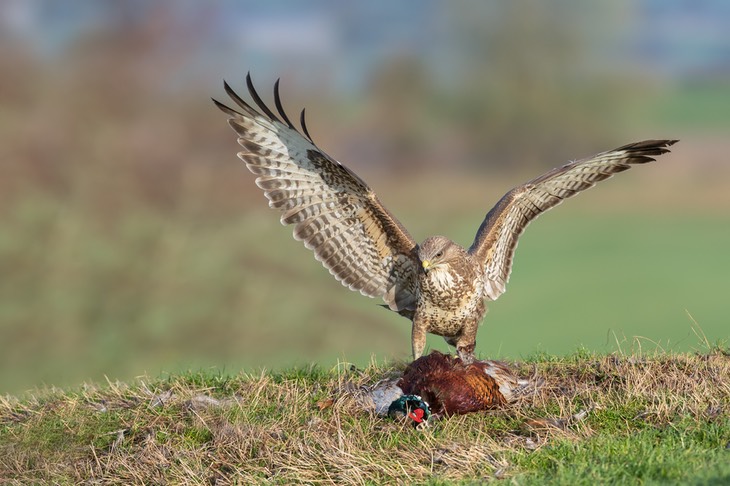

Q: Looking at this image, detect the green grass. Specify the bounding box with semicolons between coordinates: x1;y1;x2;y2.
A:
515;424;730;484
2;350;728;484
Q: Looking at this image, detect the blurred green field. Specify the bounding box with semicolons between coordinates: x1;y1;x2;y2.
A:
2;174;728;395
2;2;730;396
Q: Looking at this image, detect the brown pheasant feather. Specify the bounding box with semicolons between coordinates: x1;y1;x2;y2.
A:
398;351;529;415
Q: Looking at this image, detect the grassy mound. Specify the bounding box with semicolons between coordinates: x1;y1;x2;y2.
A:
2;350;729;484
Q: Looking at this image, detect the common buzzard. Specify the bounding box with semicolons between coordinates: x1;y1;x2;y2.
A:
213;74;677;363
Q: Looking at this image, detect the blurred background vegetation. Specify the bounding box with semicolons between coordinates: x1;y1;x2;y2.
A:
1;0;729;394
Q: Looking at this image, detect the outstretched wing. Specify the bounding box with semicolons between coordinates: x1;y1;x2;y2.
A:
469;139;678;300
213;74;419;313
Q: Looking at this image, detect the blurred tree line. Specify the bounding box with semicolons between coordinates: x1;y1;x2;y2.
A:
0;1;662;211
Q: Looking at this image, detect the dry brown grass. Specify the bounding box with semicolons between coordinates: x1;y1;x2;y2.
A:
1;349;728;484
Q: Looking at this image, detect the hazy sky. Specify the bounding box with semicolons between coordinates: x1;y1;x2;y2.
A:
3;0;729;92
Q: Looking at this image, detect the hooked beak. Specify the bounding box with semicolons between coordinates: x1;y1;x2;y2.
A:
421;260;431;272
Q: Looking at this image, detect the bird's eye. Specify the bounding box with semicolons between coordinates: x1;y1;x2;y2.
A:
435;251;443;258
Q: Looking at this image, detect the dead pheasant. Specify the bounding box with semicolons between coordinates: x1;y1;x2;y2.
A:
397;351;531;415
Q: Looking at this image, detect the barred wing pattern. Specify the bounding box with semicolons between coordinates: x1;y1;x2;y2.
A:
214;75;419;312
469;140;678;301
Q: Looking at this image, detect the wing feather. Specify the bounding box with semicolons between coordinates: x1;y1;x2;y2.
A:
469;140;678;300
214;74;419;312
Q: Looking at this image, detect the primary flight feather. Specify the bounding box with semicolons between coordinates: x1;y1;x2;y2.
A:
214;73;677;362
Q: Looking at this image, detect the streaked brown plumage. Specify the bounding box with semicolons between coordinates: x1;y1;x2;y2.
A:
398;351;528;415
213;73;677;362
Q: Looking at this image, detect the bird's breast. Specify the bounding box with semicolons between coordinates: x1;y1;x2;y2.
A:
417;266;484;314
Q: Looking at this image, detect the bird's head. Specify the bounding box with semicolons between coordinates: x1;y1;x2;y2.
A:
387;394;431;427
417;236;461;273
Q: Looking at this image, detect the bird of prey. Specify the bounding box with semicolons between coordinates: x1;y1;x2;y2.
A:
213;74;677;363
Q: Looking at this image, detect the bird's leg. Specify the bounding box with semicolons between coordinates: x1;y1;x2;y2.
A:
455;319;478;364
456;343;476;364
411;318;428;360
